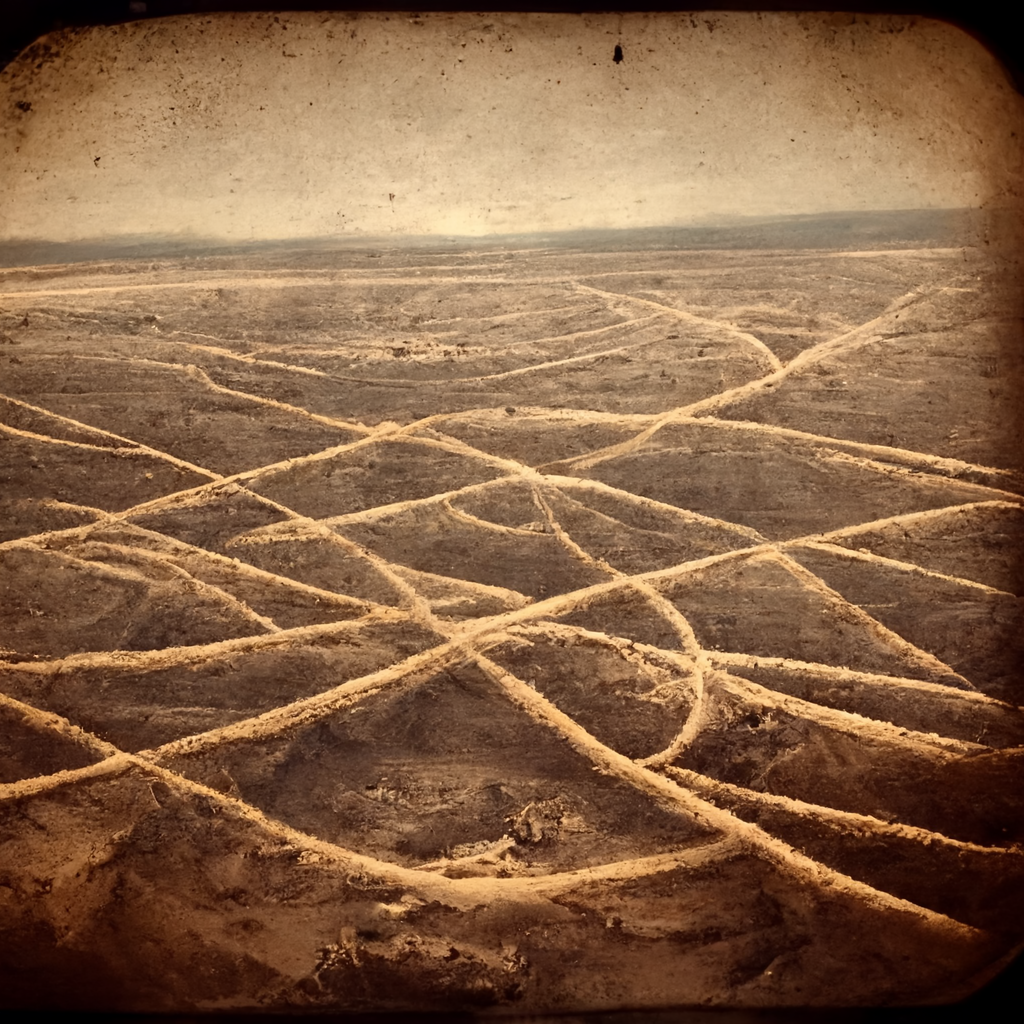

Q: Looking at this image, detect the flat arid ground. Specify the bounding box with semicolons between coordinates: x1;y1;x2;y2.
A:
0;242;1022;1010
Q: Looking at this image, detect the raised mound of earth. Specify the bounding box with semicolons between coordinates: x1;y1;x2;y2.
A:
1;242;1022;1013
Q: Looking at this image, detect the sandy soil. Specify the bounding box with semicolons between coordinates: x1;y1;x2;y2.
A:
0;243;1021;1011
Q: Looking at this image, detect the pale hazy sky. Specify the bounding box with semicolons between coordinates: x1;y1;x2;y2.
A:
1;11;1022;241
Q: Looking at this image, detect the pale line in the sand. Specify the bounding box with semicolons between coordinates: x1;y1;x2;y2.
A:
530;482;622;579
4;346;360;434
385;428;540;476
663;765;1024;857
544;475;770;543
123;430;400;515
93;535;873;689
705;652;1006;706
325;315;668;386
22;349;373;443
0;499;111;549
390;563;531;608
537;485;671;560
541;479;768;561
237;425;519;492
439;497;548;538
669;287;940;418
575;282;784;372
681;416;1022;491
221;488;443;630
468;652;984;933
556;413;1022;496
0;512;122;553
45;536;284;635
63;518;375;622
457;528;1001;711
0;754;137;804
814;499;1023;542
0;689;122;761
783;540;1018;597
89;519;375;614
1;533;281;637
407;405;659;432
178;360;373;436
0;403;221;480
166;332;347;380
137;638;463;759
711;668;989;756
593;496;1024;582
767;549;977;688
0;610;414;675
22;465;493;635
287;478;519;529
130;459;465;657
542;290;941;473
0;481;272;549
826;248;967;259
1;395;128;449
0;748;992;934
546;482;685;542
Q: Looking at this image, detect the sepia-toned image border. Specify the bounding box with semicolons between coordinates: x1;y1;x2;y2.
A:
0;1;1022;1018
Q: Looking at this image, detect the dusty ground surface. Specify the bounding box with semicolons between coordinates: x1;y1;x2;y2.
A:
0;243;1022;1011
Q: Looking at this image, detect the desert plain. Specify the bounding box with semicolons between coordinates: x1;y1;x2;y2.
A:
0;237;1022;1010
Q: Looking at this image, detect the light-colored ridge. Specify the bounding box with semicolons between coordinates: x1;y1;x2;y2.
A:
713;669;990;756
0;689;123;762
470;652;984;935
784;539;1017;597
769;549;977;689
0;609;412;675
576;282;784;372
664;766;1024;857
0;394;222;479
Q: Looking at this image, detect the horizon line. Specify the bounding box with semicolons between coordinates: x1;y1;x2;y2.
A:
0;207;992;269
0;205;985;247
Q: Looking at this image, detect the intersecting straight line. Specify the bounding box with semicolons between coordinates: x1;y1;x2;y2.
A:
2;273;1013;717
0;307;1018;941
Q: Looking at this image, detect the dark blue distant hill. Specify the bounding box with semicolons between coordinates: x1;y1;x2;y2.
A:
0;207;988;269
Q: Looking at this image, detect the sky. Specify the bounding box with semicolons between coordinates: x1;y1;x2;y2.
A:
1;10;1022;242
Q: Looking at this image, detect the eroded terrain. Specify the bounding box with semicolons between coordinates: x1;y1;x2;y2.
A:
0;244;1022;1010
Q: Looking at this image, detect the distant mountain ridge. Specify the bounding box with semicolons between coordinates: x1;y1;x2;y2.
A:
0;207;989;269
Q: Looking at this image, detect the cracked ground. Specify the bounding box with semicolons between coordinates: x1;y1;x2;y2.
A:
0;242;1022;1011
